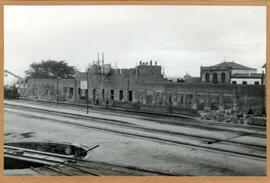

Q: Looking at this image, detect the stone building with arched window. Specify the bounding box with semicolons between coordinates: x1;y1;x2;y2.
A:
200;61;257;84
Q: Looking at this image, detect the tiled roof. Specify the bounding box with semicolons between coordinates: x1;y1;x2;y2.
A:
209;62;256;70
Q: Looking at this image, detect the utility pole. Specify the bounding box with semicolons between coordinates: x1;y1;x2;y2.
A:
87;69;89;114
150;60;152;81
56;77;60;105
261;70;265;115
102;52;104;99
127;71;130;101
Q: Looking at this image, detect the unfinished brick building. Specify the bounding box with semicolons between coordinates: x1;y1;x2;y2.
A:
18;59;266;116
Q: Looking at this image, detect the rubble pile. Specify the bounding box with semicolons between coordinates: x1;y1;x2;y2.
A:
200;108;266;126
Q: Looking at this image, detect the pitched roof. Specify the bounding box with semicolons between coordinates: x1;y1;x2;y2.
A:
210;62;256;70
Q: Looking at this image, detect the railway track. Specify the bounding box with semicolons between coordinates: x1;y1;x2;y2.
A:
5;103;266;141
9;99;267;133
13;109;266;150
4;145;172;176
5;105;266;160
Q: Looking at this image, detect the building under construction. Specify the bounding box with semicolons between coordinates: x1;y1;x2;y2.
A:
17;54;266;116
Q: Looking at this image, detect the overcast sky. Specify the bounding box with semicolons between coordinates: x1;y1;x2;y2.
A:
4;5;266;78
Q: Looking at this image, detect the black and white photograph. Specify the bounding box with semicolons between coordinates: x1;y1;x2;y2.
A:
4;5;266;176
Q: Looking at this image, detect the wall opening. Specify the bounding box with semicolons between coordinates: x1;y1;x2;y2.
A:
168;94;172;104
110;89;114;100
70;87;74;97
221;72;226;83
78;88;81;96
205;73;210;82
180;94;184;104
119;90;123;101
102;89;105;99
128;91;133;102
85;89;88;99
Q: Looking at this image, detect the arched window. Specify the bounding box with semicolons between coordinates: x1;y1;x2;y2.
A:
212;73;218;84
205;73;210;82
221;72;226;83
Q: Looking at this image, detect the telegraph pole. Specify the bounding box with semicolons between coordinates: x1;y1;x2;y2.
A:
56;77;60;105
102;52;104;100
87;69;89;114
127;71;129;101
261;70;265;115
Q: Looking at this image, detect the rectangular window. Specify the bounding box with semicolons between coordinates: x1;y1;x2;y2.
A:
78;88;81;96
232;81;237;84
180;94;184;104
92;89;96;100
102;89;105;99
254;81;260;85
85;89;88;98
70;87;74;96
119;90;123;101
128;91;133;102
242;81;247;85
168;94;172;104
110;89;114;100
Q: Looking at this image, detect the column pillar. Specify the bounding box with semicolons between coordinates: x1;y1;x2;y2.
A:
192;91;198;110
152;91;156;105
172;92;177;106
142;90;147;105
219;93;224;111
233;95;239;113
183;92;187;108
218;72;221;83
204;91;211;111
163;92;167;106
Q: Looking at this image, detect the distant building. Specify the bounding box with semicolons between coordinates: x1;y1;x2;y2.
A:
183;73;200;83
230;73;263;85
200;61;263;85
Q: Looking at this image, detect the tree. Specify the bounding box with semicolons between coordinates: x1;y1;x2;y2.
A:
25;60;77;79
